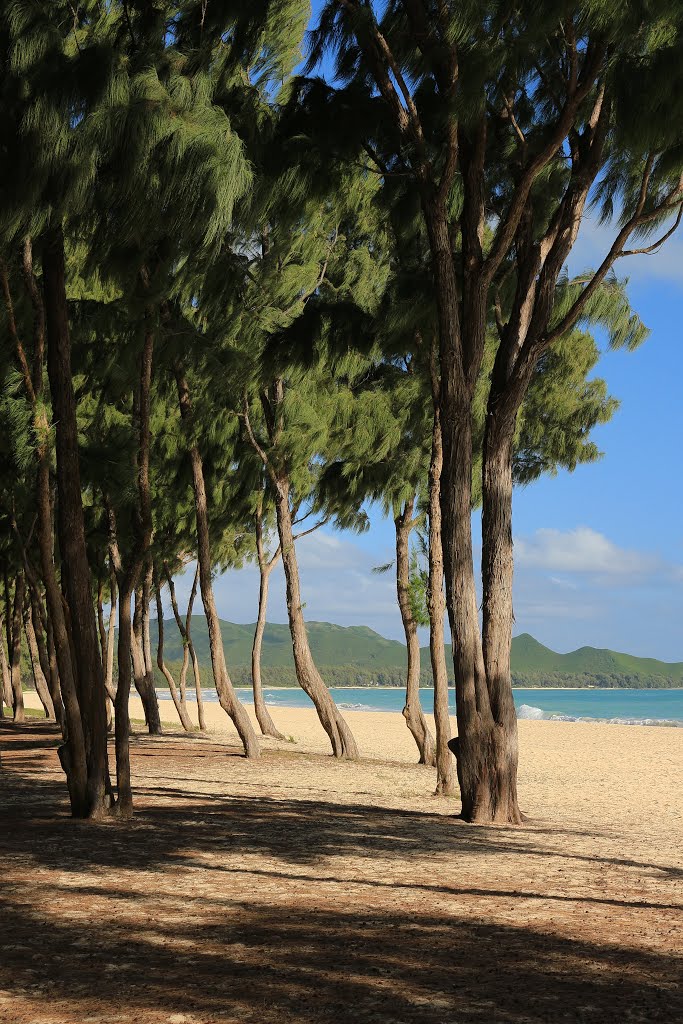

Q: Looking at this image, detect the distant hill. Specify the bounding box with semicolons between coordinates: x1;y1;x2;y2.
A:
150;618;683;689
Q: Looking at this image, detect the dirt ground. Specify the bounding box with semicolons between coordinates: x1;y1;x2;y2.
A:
1;719;681;1024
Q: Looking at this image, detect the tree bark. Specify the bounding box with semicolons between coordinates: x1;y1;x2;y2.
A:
142;562;162;733
0;608;11;716
43;225;111;818
154;566;193;731
175;367;259;757
132;587;161;733
395;499;436;766
114;585;134;816
10;574;25;723
96;576;113;730
28;585;64;732
428;194;523;823
479;411;523;823
24;599;55;720
166;564;206;731
428;358;456;795
252;513;285;739
274;476;358;759
104;565;117;702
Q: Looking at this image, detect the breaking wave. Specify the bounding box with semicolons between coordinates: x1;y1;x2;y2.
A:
516;703;682;727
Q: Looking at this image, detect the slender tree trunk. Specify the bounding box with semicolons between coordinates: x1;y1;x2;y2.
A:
96;577;113;729
37;453;88;803
395;500;435;766
428;367;456;795
154;568;193;731
10;574;25;723
132;590;161;733
175;367;259;757
166;564;206;731
142;562;161;733
0;609;11;716
24;600;55;720
43;225;111;818
45;614;66;737
104;565;117;702
114;587;134;816
252;515;285;739
28;585;64;732
109;307;156;815
274;477;358;759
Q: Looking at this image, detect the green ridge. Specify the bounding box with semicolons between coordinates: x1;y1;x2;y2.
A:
150;619;683;689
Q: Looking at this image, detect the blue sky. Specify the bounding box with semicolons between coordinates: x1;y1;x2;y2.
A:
168;4;683;662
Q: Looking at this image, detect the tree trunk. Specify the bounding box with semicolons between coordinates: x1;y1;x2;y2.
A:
10;574;25;723
142;562;162;733
478;411;524;823
175;367;259;757
274;477;358;759
395;500;436;766
166;564;206;731
43;225;111;818
114;587;134;817
252;515;285;739
44;613;66;737
0;609;11;716
432;207;524;823
96;577;113;730
132;589;161;733
37;451;88;801
28;585;64;732
154;567;193;732
24;600;55;720
428;363;456;795
104;566;117;701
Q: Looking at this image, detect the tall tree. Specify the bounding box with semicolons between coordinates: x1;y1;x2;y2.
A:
306;0;677;821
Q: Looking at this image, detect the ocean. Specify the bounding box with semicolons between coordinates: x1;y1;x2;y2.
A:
158;685;683;727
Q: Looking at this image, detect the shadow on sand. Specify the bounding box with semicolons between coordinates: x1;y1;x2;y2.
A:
1;721;681;1023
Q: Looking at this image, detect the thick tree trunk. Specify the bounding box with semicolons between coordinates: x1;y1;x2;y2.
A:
395;500;436;766
10;574;25;723
24;601;55;720
430;195;522;822
44;225;111;818
428;376;457;795
166;565;206;731
154;568;193;732
478;417;524;823
274;477;358;759
252;516;285;739
175;368;259;757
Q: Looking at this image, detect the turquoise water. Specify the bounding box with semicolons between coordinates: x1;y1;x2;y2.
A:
158;685;683;726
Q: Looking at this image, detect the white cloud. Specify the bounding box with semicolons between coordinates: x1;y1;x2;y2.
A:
568;214;683;288
514;526;657;576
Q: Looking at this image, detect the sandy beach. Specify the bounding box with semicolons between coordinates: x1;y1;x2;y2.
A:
4;690;682;1023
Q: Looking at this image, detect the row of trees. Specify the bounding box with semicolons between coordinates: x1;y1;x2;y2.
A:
1;1;681;823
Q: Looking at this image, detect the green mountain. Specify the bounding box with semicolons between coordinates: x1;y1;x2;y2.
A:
151;619;683;689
